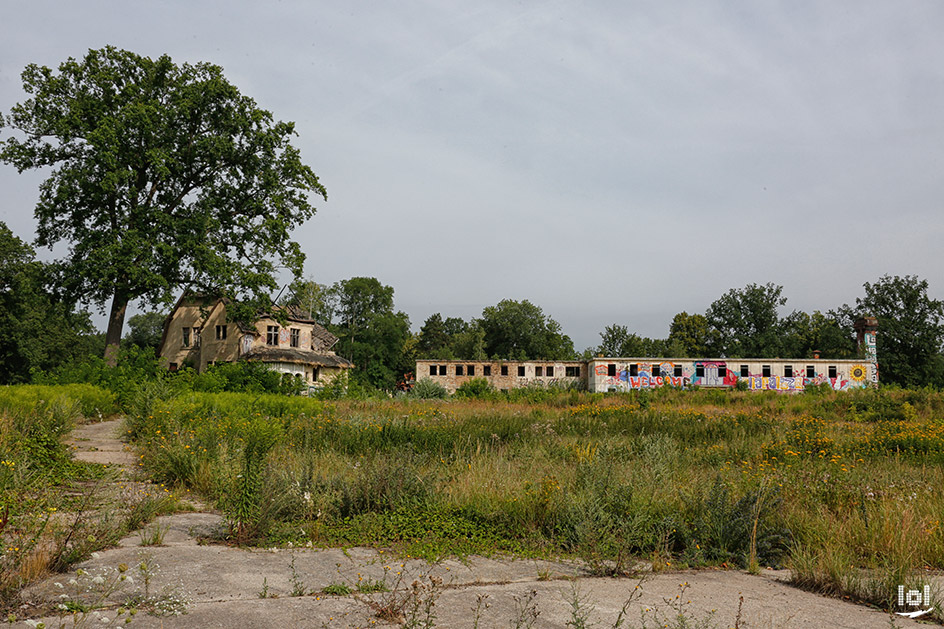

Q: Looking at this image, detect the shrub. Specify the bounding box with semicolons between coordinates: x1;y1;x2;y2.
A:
454;377;495;399
411;378;448;400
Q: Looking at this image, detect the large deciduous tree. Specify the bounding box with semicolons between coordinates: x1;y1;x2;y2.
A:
479;299;574;360
323;277;412;389
853;275;944;388
0;47;326;358
705;283;787;358
0;222;99;382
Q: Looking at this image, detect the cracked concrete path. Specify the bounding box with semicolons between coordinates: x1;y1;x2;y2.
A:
67;417;137;468
14;419;938;628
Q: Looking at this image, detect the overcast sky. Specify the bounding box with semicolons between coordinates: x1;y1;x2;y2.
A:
2;1;943;351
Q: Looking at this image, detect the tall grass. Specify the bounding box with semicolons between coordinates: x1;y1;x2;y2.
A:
128;387;944;616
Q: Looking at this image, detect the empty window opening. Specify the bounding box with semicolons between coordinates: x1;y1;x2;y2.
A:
806;365;815;378
566;366;580;377
652;365;661;377
266;326;279;346
467;365;475;376
193;327;201;347
695;365;705;378
828;365;837;379
429;365;437;376
674;365;683;377
439;365;447;376
784;365;793;378
718;366;727;378
535;366;543;377
629;364;638;377
546;366;554;377
169;362;178;372
216;325;227;340
607;364;616;377
740;365;749;378
182;327;191;347
483;365;491;376
518;366;526;377
501;365;509;376
290;328;300;348
762;365;771;378
456;365;464;376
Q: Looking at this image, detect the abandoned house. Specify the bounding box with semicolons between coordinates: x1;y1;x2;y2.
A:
417;319;879;394
158;294;353;388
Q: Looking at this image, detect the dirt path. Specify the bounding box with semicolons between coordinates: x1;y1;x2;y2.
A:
15;420;937;628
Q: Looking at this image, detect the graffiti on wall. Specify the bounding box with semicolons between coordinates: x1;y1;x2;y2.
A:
594;362;867;392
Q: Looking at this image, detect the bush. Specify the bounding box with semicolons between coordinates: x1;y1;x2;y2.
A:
454;377;495;399
411;378;448;400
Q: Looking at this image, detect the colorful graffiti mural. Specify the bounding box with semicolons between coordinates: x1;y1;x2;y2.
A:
595;361;867;393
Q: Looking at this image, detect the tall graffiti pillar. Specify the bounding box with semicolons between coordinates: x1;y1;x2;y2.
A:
854;317;879;386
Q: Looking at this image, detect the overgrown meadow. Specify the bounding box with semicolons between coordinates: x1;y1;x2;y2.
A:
3;381;943;617
0;385;178;613
123;383;944;613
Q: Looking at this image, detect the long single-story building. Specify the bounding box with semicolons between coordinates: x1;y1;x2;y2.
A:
416;319;879;394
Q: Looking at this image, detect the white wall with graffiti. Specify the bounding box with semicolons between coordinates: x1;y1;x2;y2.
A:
585;358;876;393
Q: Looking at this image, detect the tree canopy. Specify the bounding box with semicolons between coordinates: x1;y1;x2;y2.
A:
479;299;574;360
853;275;944;388
0;222;100;382
322;277;412;389
705;283;787;358
0;47;326;356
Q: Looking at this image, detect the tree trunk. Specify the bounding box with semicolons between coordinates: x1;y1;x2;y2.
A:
104;293;128;366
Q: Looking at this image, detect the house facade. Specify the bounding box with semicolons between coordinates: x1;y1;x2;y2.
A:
159;295;353;388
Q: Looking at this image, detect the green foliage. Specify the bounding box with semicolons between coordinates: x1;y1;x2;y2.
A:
454;377;495;399
667;312;710;357
33;344;167;408
410;378;448;400
595;324;666;357
705;283;787;358
190;361;303;395
0;46;326;351
222;416;282;544
479;299;574;360
854;274;944;387
123;311;166;350
0;223;101;383
324;277;412;390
